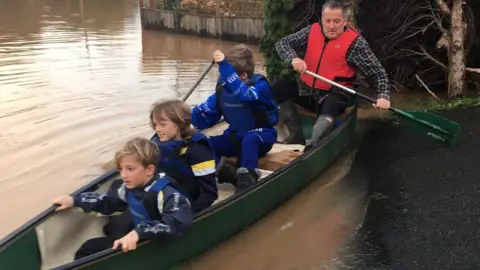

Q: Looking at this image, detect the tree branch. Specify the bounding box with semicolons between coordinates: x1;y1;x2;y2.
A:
380;3;436;43
419;46;448;70
466;67;480;73
430;7;448;35
426;2;451;50
398;46;448;71
415;74;440;100
435;0;451;15
400;20;434;41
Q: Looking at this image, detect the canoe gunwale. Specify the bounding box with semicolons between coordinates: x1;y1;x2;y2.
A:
0;105;357;270
0;118;230;251
0;169;119;252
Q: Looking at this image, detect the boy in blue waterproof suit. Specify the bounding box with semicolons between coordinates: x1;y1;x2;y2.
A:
52;137;193;259
191;44;279;194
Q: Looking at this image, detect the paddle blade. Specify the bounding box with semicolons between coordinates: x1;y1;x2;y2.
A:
401;110;461;145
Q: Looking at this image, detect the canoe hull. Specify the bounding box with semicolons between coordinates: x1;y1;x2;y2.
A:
70;107;358;270
0;106;357;270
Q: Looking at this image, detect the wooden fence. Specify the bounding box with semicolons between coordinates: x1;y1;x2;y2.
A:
139;0;264;44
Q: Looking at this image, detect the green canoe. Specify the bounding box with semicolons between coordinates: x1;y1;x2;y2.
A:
0;104;358;270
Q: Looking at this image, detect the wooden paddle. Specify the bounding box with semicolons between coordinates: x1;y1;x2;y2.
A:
102;60;216;171
182;60;216;102
303;70;461;146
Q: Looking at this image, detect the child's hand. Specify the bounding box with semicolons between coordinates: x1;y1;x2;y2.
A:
213;50;225;62
52;195;74;212
112;230;140;252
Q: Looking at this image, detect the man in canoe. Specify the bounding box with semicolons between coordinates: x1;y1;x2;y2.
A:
52;137;193;258
191;44;279;194
273;0;391;150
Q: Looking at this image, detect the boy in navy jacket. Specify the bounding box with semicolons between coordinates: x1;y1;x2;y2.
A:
53;137;193;259
150;99;218;213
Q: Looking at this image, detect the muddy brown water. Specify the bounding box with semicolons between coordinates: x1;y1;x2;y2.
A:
178;148;369;270
1;0;432;268
0;0;264;238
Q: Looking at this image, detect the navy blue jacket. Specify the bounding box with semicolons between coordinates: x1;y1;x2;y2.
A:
152;133;218;213
73;175;193;240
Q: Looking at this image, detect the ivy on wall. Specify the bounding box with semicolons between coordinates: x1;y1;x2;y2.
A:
259;0;296;82
260;0;330;82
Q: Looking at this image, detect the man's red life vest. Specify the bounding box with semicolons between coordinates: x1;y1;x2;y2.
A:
300;22;359;91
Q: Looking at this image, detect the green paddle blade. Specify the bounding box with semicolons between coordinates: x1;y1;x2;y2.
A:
399;110;461;146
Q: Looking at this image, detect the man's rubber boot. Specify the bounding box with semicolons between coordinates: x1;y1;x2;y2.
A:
234;167;260;195
278;100;306;145
215;157;238;186
304;115;334;152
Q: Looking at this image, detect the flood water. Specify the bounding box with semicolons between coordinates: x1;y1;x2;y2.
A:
0;0;420;268
0;0;266;238
178;148;369;270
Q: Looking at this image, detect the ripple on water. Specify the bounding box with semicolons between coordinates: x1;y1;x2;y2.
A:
0;0;266;238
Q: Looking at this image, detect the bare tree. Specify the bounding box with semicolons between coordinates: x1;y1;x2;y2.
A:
344;0;359;27
360;0;479;99
420;0;480;98
436;0;467;98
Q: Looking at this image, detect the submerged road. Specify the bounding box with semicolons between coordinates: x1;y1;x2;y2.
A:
334;105;480;269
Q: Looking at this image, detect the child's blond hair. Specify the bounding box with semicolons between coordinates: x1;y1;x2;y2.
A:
114;137;160;169
149;99;195;138
224;44;255;78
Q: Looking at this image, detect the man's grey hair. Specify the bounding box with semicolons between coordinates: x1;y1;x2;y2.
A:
322;0;348;18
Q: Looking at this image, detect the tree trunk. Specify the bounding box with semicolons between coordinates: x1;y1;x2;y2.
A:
447;0;466;99
345;0;358;28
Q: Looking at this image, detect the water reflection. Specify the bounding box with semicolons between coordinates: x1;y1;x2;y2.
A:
140;29;265;100
179;149;368;270
0;0;263;237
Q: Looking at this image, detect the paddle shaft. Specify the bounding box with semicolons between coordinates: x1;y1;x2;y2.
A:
303;70;453;136
182;60;215;102
51;62;213;211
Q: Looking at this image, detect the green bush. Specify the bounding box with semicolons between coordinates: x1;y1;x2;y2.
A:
259;0;297;82
424;97;480;110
